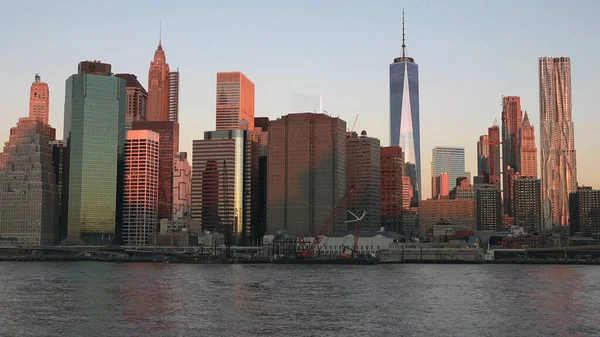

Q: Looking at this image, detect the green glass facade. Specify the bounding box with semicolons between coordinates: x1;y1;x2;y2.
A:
63;74;126;245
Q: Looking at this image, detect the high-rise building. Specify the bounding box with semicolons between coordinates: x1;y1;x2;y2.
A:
539;57;577;228
476;184;502;231
122;130;159;246
51;140;67;241
254;117;269;242
131;121;179;222
569;186;600;237
501;96;523;171
29;74;49;125
432;172;450;199
147;40;170;121
431;147;465;193
0;118;59;246
390;11;421;203
501;96;523;217
402;176;413;210
266;113;346;236
115;74;148;129
191;130;258;245
291;93;323;114
503;167;517;216
168;69;179;122
488;123;501;189
380;146;403;231
477;135;489;177
519;111;537;178
216;72;255;131
63;61;126;245
173;152;191;223
451;177;475;200
513;177;542;234
346;131;380;231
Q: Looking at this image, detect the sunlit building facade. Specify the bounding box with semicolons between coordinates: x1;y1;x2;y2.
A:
63;61;126;245
147;40;170;121
0;118;59;246
216;72;255;131
115;73;147;130
29;74;49;125
267;113;346;236
390;13;421;203
380;146;403;231
431;146;465;193
488;124;501;189
123;130;159;246
168;69;179;122
539;56;577;228
519;112;538;178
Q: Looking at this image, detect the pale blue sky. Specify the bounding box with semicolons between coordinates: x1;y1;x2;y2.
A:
1;0;598;198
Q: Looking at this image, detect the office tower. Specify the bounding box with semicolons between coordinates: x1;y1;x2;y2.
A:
168;69;179;122
346;130;381;230
488;123;501;189
216;72;255;130
63;61;126;245
115;74;148;129
432;172;450;199
254;117;269;242
451;177;475;200
0;118;58;246
501;96;523;171
122;130;159;246
477;135;489;176
147;40;171;121
131;121;179;221
173;152;191;222
476;184;502;231
29;74;49;124
419;199;476;235
513;177;542;234
431;147;465;192
51;140;67;241
267;113;346;236
569;186;600;236
390;11;421;203
501;96;523;217
539;57;577;228
519;111;537;178
402;176;413;210
380;146;403;231
191;130;258;245
291;93;323;113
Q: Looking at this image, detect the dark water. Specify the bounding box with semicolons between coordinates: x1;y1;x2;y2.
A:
0;263;599;337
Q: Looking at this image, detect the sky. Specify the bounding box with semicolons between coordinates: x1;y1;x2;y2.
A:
1;0;599;199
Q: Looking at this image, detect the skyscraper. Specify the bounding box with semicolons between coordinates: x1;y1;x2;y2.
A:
216;72;255;131
191;130;258;245
513;177;542;234
131;121;179;221
168;69;179;122
115;74;148;129
380;146;403;231
266;113;346;236
569;186;600;236
431;172;450;199
488;123;501;189
476;135;489;181
539;56;577;228
390;11;421;203
173;152;191;223
519;111;538;178
431;147;465;193
29;74;49;125
476;185;502;231
501;96;523;217
147;40;170;121
346;130;381;230
63;61;126;245
123;130;159;246
0;118;59;246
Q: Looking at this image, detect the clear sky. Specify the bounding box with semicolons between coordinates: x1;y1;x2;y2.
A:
1;0;598;199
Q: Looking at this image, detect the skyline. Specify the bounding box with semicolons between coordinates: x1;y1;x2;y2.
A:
1;1;599;199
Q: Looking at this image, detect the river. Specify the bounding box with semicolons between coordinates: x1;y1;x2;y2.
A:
0;262;599;337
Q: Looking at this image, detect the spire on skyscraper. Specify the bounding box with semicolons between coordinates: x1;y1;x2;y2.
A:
523;110;531;127
402;9;406;58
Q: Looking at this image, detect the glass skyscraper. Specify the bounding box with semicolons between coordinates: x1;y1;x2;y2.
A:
63;61;126;245
390;12;421;203
431;147;466;193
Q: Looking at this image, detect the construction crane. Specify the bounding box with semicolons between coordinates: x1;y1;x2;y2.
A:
345;209;367;257
348;114;360;133
297;187;355;258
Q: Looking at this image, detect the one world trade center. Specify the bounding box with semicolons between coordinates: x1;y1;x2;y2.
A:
390;10;421;204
